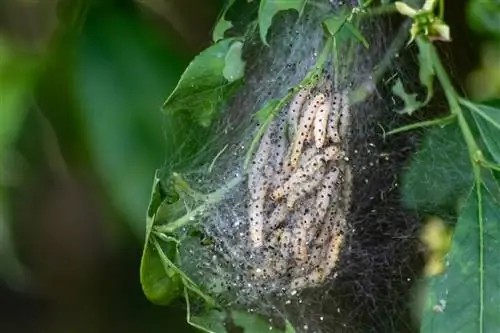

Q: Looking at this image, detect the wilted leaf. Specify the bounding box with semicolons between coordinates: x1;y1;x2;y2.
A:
421;182;500;333
392;78;422;115
212;0;236;42
163;38;244;127
258;0;308;45
401;123;473;211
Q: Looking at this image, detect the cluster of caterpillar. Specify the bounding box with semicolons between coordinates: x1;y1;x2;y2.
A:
246;81;353;291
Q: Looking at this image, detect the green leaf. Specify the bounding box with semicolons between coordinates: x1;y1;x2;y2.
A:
323;11;368;48
401;123;473;211
163;38;244;127
140;172;182;305
421;182;500;333
213;20;234;43
416;37;435;104
392;78;422;115
285;320;297;333
254;99;280;123
344;22;369;49
140;238;182;305
468;0;500;37
223;41;245;82
212;0;236;42
190;309;228;333
258;0;308;45
231;310;284;333
464;100;500;164
322;14;348;37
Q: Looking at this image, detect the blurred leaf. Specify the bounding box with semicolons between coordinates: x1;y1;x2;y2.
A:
0;38;39;290
0;40;38;162
223;41;245;81
402;123;473;211
468;0;500;37
392;78;421;115
417;37;435;104
421;181;500;333
213;0;236;42
163;38;244;127
74;11;190;236
231;310;284;333
140;172;182;304
466;43;500;101
258;0;307;45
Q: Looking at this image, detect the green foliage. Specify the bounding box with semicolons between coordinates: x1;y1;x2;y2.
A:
140;172;183;304
421;181;500;333
322;10;369;48
391;4;500;332
163;38;245;127
401;123;473;211
139;2;500;333
231;310;282;332
0;40;39;161
258;0;308;45
213;0;237;42
189;307;228;333
417;37;435;104
464;100;500;164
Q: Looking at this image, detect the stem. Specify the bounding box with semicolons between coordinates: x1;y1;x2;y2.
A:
429;41;480;156
385;114;456;136
429;37;485;332
155;175;243;233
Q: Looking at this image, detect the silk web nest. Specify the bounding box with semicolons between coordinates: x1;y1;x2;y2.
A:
167;2;424;333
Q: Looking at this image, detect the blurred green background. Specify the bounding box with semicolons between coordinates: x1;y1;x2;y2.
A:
0;1;498;333
0;1;222;332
